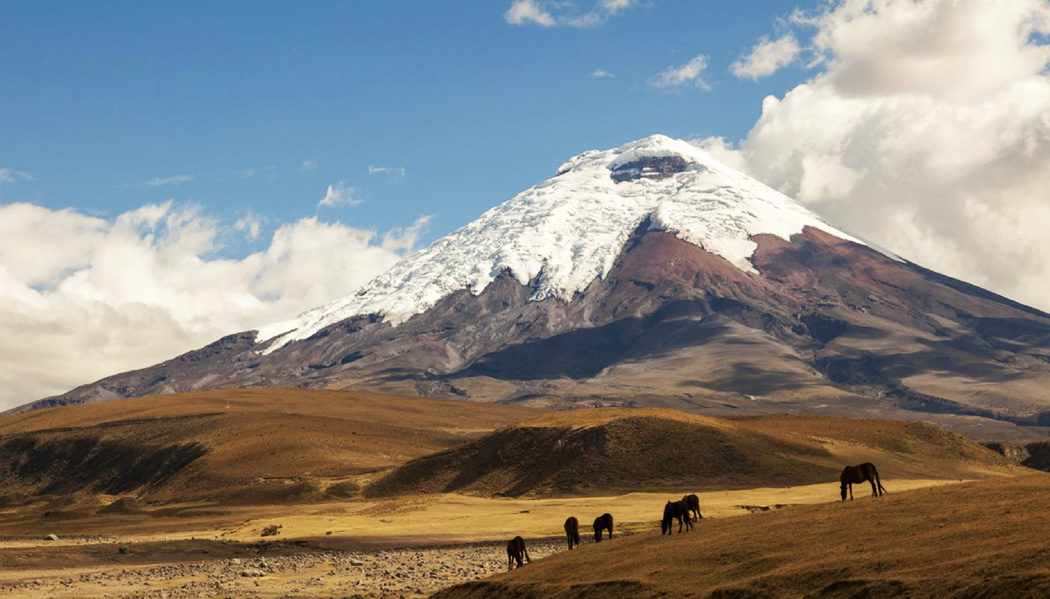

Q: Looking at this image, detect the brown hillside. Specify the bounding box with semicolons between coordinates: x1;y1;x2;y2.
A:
367;409;1008;498
0;389;536;504
434;473;1050;599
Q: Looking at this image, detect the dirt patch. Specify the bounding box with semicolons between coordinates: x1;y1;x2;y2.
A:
96;497;145;515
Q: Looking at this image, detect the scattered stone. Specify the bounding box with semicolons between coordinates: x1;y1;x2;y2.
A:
45;534;58;541
118;546;130;554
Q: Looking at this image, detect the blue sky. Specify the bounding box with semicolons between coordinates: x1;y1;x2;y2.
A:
1;1;806;249
4;0;1050;407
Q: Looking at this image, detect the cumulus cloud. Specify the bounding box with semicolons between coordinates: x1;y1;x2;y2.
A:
731;34;802;80
144;174;193;187
300;159;318;172
0;201;425;409
504;0;640;28
0;168;33;183
651;55;711;90
318;181;361;208
590;68;615;78
713;0;1050;311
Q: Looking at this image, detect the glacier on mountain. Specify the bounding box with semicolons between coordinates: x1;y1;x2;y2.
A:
255;134;867;352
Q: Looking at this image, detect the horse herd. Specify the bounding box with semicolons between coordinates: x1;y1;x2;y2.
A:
506;462;886;570
506;512;615;570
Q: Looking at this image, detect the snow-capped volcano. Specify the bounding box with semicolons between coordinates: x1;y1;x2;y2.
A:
257;135;868;352
22;135;1050;439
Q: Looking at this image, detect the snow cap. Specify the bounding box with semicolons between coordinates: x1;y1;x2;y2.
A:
256;135;866;351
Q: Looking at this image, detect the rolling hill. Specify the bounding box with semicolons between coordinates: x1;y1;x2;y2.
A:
366;409;1008;497
0;389;535;505
434;473;1050;599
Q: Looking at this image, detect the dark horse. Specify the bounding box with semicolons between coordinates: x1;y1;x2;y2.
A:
506;536;531;570
564;516;581;550
682;493;703;521
840;462;887;501
593;513;613;542
661;500;692;535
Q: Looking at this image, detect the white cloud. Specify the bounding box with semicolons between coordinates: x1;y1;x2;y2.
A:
300;159;319;172
731;34;802;80
234;213;263;241
651;55;710;90
235;169;255;179
504;0;640;28
0;168;33;183
590;68;615;78
505;0;555;26
0;201;424;409
144;174;193;187
368;165;406;177
600;0;635;14
381;215;432;252
693;136;750;173
715;0;1050;311
318;181;361;208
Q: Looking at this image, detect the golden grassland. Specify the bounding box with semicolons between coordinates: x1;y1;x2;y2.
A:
0;389;1039;597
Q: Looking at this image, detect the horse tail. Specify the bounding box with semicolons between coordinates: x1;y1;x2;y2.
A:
874;466;887;495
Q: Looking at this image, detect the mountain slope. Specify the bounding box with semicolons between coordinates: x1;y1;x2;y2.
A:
20;135;1050;438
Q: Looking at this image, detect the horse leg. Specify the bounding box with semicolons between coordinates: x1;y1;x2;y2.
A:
849;482;854;501
874;468;886;496
524;547;531;564
869;476;878;497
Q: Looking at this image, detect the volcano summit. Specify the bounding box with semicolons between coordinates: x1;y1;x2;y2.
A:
24;136;1050;438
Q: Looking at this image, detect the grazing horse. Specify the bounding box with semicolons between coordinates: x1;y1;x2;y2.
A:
506;536;531;570
564;516;581;550
682;493;703;521
661;500;692;535
840;462;887;501
593;513;613;542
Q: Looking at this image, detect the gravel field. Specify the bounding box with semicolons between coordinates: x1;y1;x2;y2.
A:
1;538;566;598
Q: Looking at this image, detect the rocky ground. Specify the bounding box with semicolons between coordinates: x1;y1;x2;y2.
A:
1;538;565;598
